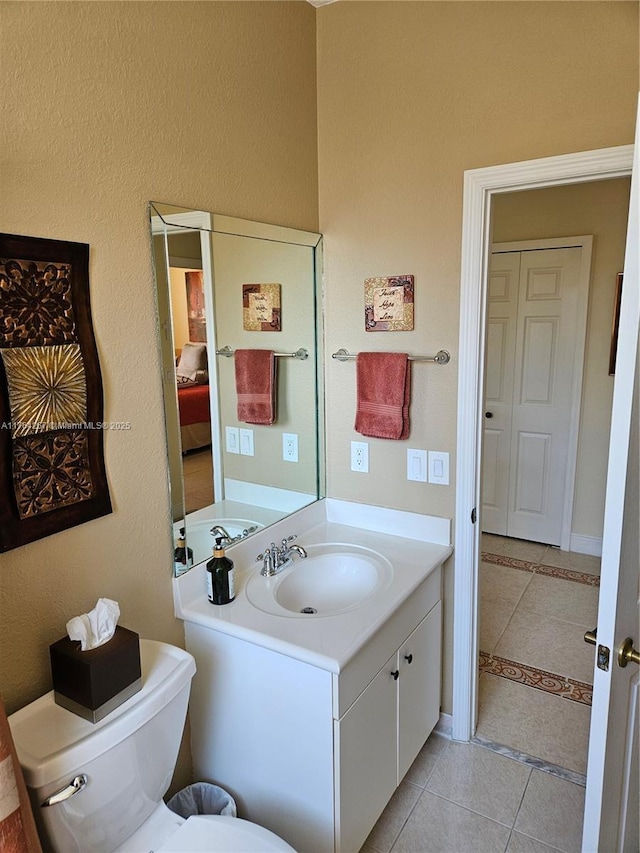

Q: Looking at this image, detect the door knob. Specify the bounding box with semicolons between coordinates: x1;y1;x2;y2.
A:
485;411;493;419
618;638;640;668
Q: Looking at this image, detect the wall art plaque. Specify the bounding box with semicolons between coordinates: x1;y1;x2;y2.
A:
364;275;414;331
242;283;281;331
0;233;112;551
185;271;206;342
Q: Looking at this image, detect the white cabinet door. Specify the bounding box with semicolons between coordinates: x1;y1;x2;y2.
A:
508;247;583;545
335;652;397;853
398;602;442;781
483;245;586;545
482;252;519;535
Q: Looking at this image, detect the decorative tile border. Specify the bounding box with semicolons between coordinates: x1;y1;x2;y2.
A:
481;551;600;587
479;651;593;706
534;562;600;587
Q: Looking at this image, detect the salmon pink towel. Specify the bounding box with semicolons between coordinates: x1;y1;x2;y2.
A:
235;349;276;425
355;352;410;439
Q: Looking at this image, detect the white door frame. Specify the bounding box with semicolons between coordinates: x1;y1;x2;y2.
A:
488;235;594;553
151;210;224;502
452;145;634;742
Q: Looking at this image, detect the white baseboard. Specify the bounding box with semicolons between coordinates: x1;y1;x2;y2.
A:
569;534;603;557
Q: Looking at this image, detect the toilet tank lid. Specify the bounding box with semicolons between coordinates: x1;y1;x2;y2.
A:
8;640;196;789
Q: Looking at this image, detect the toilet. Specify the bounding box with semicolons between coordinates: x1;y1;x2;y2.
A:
8;640;295;853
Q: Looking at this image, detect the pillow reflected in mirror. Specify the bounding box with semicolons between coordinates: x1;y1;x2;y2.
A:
177;343;208;386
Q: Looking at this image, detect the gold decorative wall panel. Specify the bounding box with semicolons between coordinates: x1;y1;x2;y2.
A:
0;345;87;437
0;234;111;550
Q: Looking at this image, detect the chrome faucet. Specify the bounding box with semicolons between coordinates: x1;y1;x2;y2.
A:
210;524;259;547
209;524;233;548
257;535;307;577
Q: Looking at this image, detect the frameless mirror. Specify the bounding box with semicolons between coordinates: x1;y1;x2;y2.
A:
150;203;324;574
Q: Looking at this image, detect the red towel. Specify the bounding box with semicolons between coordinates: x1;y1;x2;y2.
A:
235;349;276;425
355;352;410;440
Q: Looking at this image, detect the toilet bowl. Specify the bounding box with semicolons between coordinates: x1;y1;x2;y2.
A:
8;640;295;853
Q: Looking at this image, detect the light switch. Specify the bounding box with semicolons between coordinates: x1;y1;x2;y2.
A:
225;426;240;454
239;428;254;456
283;433;299;462
406;449;427;482
428;451;450;485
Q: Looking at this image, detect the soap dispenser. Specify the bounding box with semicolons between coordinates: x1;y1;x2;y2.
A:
207;537;235;605
174;528;193;575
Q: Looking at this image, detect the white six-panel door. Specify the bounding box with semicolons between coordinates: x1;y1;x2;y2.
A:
482;252;519;534
483;245;586;546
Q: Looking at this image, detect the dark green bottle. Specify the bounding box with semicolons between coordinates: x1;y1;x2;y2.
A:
174;527;193;575
206;537;235;605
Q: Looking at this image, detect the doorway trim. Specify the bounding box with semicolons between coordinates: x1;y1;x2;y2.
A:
452;145;634;742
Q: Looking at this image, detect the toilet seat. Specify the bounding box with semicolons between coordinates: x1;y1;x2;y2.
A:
155;814;296;852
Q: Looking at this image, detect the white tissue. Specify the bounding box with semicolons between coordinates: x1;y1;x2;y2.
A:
66;598;120;651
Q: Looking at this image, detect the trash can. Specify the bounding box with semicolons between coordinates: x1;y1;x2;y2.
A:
167;782;237;819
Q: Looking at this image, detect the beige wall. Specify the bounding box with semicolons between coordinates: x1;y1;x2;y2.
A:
0;1;318;795
316;1;638;711
492;178;632;542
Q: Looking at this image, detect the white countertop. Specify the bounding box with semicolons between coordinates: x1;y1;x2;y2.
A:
173;499;453;674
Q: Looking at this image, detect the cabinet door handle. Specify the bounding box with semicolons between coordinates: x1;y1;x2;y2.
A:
404;653;413;664
391;669;400;681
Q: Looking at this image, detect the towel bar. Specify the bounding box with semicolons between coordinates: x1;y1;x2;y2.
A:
216;346;309;360
332;348;450;364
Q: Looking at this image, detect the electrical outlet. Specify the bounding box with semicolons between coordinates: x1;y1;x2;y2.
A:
239;428;254;456
428;450;450;485
351;441;369;473
225;426;240;454
407;448;427;482
283;433;298;462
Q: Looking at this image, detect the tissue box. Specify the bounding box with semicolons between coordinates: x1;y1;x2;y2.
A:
50;626;142;723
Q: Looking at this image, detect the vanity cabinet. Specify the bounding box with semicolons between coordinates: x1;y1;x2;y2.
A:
184;565;442;853
336;602;441;851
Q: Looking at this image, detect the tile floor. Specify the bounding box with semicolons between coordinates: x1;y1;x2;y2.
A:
360;535;600;853
181;446;214;513
477;535;600;777
361;734;586;853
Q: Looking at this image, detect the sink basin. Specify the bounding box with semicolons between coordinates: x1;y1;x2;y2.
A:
246;543;393;617
184;519;264;565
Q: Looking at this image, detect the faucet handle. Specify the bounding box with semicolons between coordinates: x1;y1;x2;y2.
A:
257;550;275;576
256;544;276;560
282;535;297;547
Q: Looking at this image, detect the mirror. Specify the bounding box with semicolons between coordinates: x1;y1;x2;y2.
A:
150;203;324;574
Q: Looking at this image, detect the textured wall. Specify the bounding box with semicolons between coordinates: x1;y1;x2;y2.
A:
316;1;638;711
0;1;318;793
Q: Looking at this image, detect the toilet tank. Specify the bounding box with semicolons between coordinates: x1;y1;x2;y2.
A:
8;640;196;853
